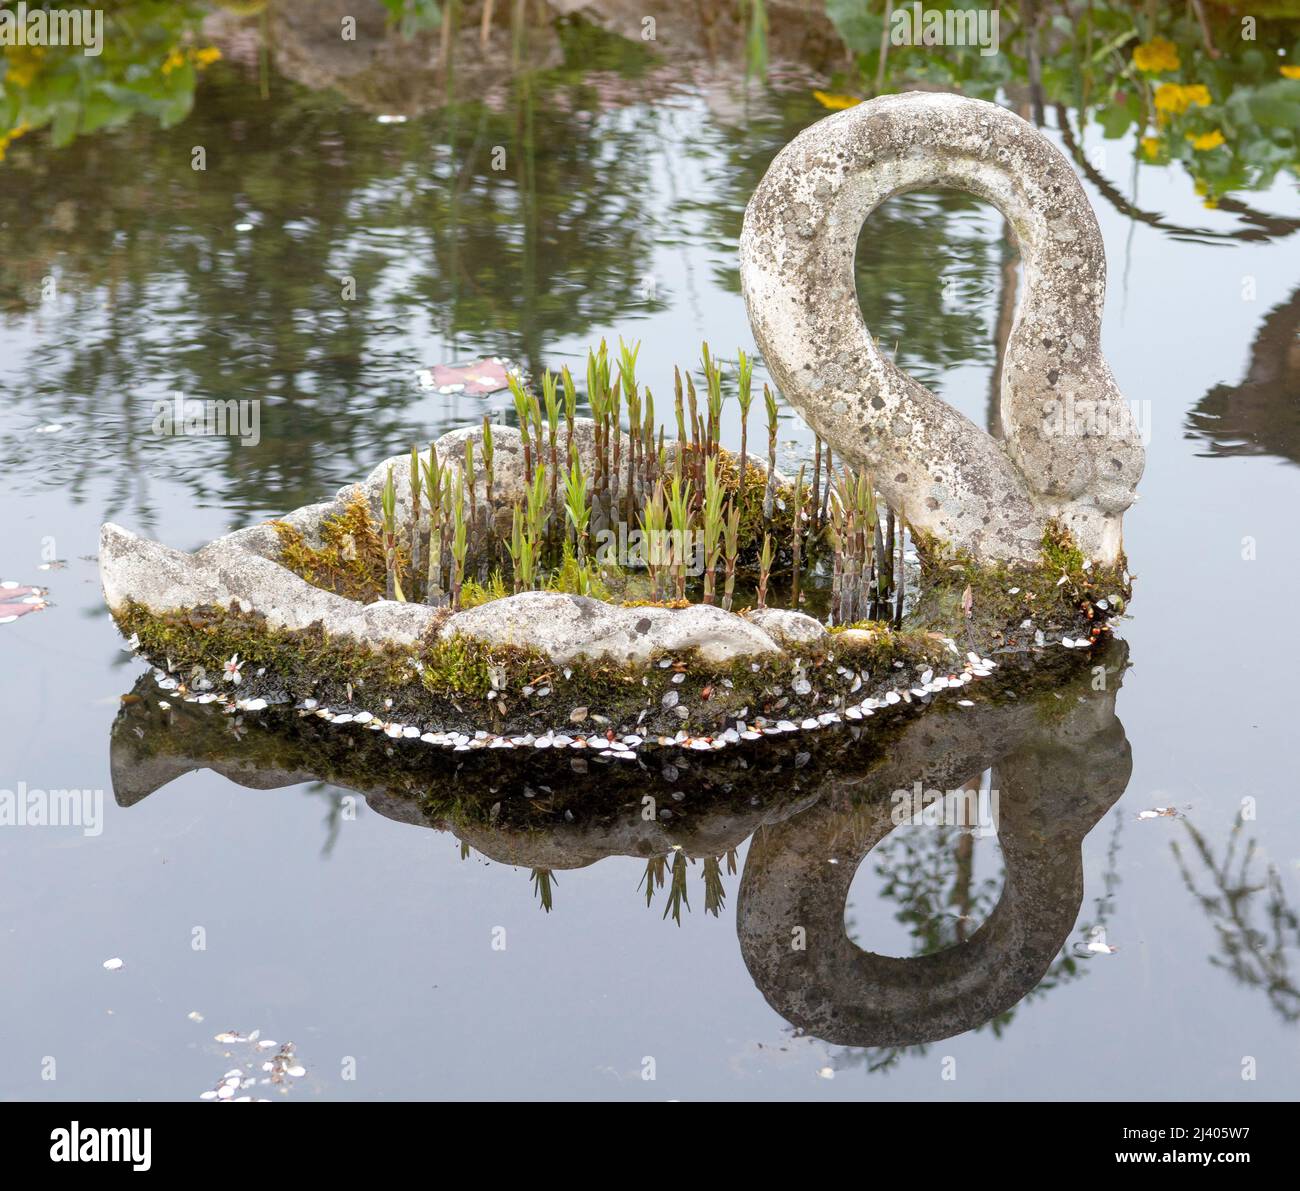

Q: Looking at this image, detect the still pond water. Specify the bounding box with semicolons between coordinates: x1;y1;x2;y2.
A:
2;35;1299;1101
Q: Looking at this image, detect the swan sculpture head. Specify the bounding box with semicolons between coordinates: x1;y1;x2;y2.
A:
739;92;1143;565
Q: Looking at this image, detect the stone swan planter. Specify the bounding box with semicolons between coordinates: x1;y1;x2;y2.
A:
100;93;1137;755
740;91;1144;565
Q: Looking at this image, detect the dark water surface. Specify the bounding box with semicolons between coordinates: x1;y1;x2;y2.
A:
2;41;1299;1101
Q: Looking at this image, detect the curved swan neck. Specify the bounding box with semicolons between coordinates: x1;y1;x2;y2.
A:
739;92;1141;565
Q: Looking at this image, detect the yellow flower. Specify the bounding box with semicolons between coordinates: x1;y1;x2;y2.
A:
813;91;862;111
1140;135;1161;160
161;47;187;75
0;122;31;163
1187;129;1225;151
1133;37;1180;74
1281;65;1300;80
4;45;46;89
191;47;222;69
1153;82;1211;117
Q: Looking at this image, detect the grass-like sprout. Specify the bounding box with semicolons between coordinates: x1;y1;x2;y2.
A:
700;341;724;457
757;531;773;609
736;346;754;494
542;369;560;517
481;416;495;511
763;381;778;524
421;443;443;604
408;445;422;602
701;455;724;605
666;470;694;602
563;450;590;564
381;464;406;603
561;364;577;471
450;466;468;609
721;499;741;612
639;478;668;602
509;372;533;478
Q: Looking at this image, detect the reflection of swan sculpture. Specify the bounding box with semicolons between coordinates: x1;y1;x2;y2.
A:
740;92;1144;565
110;641;1130;1048
737;641;1131;1048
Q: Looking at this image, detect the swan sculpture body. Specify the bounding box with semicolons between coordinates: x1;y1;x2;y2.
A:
740;92;1143;565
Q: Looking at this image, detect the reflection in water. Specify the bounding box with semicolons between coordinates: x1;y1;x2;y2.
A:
737;649;1132;1049
111;641;1135;1052
1186;285;1300;465
1173;816;1300;1024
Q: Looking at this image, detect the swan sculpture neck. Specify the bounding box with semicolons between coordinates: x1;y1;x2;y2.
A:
739;92;1143;565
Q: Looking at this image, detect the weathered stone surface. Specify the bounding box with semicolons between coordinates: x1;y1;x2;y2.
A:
739;91;1143;564
440;590;782;666
100;522;440;648
100;507;787;667
743;606;829;648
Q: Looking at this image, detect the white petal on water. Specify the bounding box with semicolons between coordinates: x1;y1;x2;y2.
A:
102;957;124;972
286;1065;306;1078
187;1011;204;1023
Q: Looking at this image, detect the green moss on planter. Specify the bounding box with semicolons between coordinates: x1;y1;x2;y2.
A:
907;520;1131;650
272;491;395;603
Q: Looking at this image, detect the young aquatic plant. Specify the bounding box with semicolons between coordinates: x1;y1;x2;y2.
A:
736;347;754;494
421;443;444;604
525;462;549;566
829;466;879;624
408;445;422;602
701;455;724;605
507;503;536;593
586;341;611;496
700;342;724;458
640;478;668;601
619;337;641;520
381;464;405;603
481;416;495;511
673;366;687;449
666;471;694;602
721;499;741;612
450;467;468;609
561;363;577;469
464;436;477;546
541;369;560;517
757;532;773;609
790;463;806;610
641;386;656;497
563;449;591;565
509;372;533;478
763;382;778;524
